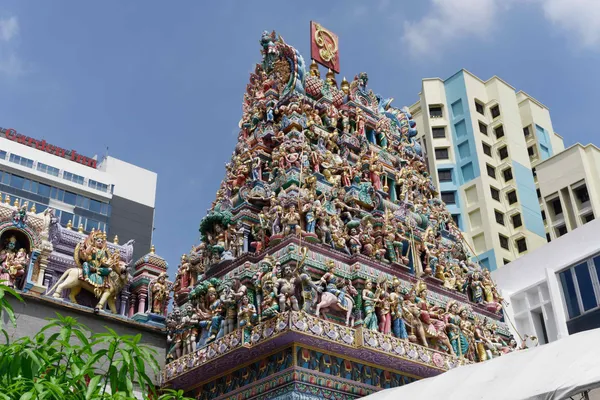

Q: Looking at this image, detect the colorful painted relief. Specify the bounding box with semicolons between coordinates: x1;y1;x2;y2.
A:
191;346;415;400
163;29;520;396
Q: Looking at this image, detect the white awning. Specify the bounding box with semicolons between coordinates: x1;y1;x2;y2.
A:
363;328;600;400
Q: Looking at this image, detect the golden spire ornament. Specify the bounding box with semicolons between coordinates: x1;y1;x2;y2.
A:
3;194;9;204
78;224;84;233
309;59;320;78
326;69;337;87
341;77;349;94
113;235;119;245
67;220;73;230
13;199;19;207
150;245;156;254
30;203;36;213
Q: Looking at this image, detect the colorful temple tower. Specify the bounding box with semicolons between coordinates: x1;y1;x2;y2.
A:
162;29;515;399
130;245;171;326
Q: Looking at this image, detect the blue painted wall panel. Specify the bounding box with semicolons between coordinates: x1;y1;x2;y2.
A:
513;161;546;238
472;248;498;271
444;71;480;188
535;124;553;160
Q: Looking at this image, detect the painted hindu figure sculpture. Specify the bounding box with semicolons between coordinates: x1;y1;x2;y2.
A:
163;29;519;398
48;229;130;313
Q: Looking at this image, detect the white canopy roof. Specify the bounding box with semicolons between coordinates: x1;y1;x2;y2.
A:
364;328;600;400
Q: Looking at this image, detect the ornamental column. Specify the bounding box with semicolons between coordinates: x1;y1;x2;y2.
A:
138;292;147;315
129;293;137;318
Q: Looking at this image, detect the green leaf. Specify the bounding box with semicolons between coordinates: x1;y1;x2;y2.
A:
19;392;33;400
109;364;119;395
85;375;102;400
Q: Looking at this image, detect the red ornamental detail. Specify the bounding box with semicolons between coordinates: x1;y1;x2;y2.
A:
310;21;340;73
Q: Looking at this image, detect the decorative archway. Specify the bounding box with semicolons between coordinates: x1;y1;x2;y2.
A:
0;222;40;251
0;222;42;292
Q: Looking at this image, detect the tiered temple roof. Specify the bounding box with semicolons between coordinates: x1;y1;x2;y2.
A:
163;30;515;399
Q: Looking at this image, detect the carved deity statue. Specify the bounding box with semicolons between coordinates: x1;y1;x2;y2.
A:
149;272;169;314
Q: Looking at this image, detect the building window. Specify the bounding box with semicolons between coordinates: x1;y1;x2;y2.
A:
523;126;531;138
452;214;460;227
8;154;34;169
37;162;60;177
482;143;492;157
552;198;563;216
503;168;513;182
498;146;509;160
575;185;590;204
546;233;551;242
556;224;568;237
429;105;443;118
559;258;600;321
559;268;581;319
490;186;500;201
537;188;542;199
441;191;456;204
432;127;446;138
584;213;595;223
63;171;85;185
503;259;511;265
532;167;537;178
541;210;546;221
494;125;505;139
512;213;523;228
475;101;484;115
495;210;505;225
88;179;109;193
507;190;518;204
0;150;6;159
438;169;452;182
499;234;509;250
486;164;496;179
516;238;527;253
479;121;488;135
435;148;449;160
491;105;500;119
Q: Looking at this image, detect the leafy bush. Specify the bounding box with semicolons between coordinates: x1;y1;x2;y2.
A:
0;281;192;400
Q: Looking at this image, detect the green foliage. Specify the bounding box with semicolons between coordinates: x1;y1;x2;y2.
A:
0;282;193;400
198;210;233;242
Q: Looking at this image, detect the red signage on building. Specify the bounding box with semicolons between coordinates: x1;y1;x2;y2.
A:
310;21;340;73
0;127;97;169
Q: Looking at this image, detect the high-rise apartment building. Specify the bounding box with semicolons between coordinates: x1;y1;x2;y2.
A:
536;143;600;240
0;126;157;261
411;69;564;271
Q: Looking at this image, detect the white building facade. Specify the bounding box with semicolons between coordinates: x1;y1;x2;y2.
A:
536;143;600;241
0;126;157;261
492;218;600;345
411;69;564;271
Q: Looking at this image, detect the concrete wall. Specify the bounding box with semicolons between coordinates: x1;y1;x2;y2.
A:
108;195;155;262
98;156;157;209
3;294;166;383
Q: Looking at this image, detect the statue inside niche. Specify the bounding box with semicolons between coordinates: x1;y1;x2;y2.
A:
0;235;29;288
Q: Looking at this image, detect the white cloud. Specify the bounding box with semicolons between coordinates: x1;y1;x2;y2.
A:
0;15;24;77
402;0;500;58
402;0;600;58
541;0;600;48
0;16;18;41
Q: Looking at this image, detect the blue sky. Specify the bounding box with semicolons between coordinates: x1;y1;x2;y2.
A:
1;0;599;279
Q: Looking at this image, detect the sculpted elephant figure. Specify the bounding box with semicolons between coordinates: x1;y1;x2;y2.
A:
47;261;130;314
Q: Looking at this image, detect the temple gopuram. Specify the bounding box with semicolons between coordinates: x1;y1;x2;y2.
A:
162;28;517;399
